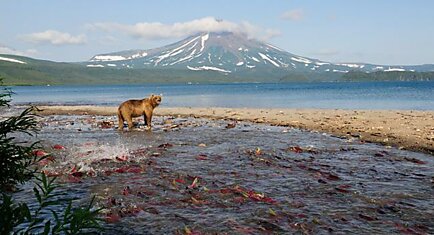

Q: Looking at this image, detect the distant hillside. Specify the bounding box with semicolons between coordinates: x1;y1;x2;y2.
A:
342;71;434;82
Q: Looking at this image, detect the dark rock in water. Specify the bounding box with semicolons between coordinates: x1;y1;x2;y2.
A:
225;122;236;129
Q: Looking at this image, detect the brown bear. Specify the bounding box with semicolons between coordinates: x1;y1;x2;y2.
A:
117;94;162;130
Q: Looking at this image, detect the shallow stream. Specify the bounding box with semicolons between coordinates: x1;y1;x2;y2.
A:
13;114;434;234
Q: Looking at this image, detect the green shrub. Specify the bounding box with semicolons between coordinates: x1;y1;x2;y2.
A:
0;78;102;234
0;103;40;188
1;173;102;234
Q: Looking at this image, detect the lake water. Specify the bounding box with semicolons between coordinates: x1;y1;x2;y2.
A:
9;81;434;110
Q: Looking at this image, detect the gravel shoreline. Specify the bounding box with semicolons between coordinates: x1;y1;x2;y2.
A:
36;105;434;155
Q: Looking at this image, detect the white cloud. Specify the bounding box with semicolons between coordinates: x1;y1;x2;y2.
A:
281;9;305;21
21;30;86;45
0;44;38;57
237;21;281;40
86;17;280;41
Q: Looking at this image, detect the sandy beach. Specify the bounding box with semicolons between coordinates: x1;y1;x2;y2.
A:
35;105;434;155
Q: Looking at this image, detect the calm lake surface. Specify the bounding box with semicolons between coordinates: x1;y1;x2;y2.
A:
10;81;434;110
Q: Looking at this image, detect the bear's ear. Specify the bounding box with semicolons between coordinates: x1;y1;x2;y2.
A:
150;94;154;98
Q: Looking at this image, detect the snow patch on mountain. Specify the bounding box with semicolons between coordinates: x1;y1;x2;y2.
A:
91;55;126;61
333;69;348;73
338;63;363;68
87;64;104;68
171;49;199;65
131;52;148;59
385;68;406;72
251;56;260;62
265;44;285;52
91;51;149;62
0;56;26;64
258;53;280;67
155;35;201;65
291;57;312;64
200;33;209;53
187;65;231;73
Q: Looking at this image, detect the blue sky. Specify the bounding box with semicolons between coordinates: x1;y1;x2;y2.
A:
1;0;433;65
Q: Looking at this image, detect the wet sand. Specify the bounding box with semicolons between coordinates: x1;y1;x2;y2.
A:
36;105;434;155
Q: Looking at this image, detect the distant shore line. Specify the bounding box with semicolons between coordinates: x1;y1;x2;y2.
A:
35;105;434;155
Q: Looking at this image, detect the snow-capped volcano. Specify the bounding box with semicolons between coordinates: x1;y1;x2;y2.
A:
89;32;299;72
87;32;432;74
